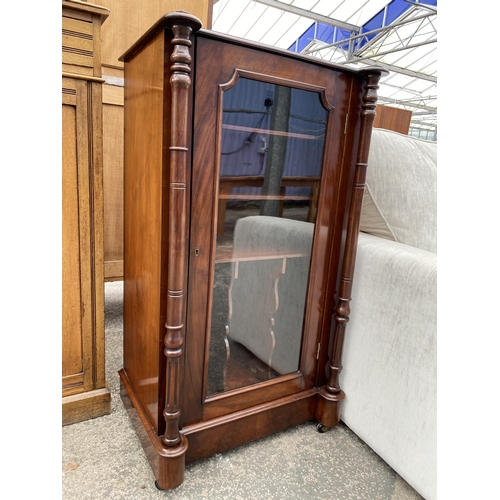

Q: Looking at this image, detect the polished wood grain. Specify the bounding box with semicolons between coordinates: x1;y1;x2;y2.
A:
162;12;202;462
122;12;201;490
119;369;187;489
93;0;213;71
122;29;166;433
373;103;412;135
121;16;385;488
62;0;111;425
316;70;385;427
101;74;124;283
183;389;318;463
102;98;124;281
62;388;112;426
96;1;214;282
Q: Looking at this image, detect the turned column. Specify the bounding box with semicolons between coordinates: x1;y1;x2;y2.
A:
316;69;385;428
159;11;201;490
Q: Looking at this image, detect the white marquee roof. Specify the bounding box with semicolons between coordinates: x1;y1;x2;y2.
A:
211;0;437;135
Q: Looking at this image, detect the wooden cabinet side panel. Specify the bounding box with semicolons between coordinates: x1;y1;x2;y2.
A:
373;104;412;135
62;15;95;69
90;81;107;388
94;0;213;70
62;86;84;381
123;34;166;433
99;3;213;282
62;1;111;423
103;100;124;277
62;78;94;393
62;77;108;398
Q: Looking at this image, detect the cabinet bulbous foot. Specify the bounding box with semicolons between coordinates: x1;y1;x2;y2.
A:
315;386;345;428
316;422;329;433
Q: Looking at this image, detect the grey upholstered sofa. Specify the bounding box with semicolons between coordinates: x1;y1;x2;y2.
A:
227;216;314;376
341;128;437;500
226;128;437;499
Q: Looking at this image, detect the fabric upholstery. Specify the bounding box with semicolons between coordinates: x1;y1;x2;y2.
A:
228;216;314;375
360;129;437;253
341;233;437;500
225;128;438;499
342;129;437;499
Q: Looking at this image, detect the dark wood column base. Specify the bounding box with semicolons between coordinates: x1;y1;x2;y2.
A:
315;386;346;428
119;369;188;490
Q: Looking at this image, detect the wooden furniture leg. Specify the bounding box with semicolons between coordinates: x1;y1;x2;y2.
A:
156;13;201;490
316;71;383;428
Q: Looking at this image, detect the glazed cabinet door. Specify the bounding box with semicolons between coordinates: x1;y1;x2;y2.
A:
183;35;357;430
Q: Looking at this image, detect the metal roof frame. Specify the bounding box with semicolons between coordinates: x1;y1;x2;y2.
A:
212;0;438;137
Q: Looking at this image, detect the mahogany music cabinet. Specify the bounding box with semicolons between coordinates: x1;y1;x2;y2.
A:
119;11;386;490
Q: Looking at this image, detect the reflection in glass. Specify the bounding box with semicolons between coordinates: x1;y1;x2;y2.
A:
207;77;328;395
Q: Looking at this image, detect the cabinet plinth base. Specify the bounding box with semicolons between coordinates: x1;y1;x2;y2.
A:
62;386;111;426
182;388;318;464
119;369;188;490
315;386;345;428
120;367;320;488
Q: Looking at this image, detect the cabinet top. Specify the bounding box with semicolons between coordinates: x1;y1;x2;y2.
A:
62;0;109;19
119;10;387;79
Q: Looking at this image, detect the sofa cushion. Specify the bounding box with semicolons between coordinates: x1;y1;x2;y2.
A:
228;216;314;375
360;129;437;253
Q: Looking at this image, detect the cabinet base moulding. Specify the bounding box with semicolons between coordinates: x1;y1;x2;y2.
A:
183;388;318;464
119;369;187;490
62;386;111;426
120;368;320;489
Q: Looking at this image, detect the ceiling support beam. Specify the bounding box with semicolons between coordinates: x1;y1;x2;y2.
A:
304;12;433;55
349;38;436;63
346;59;436;83
253;0;360;33
404;0;437;14
308;41;437;83
378;96;436;113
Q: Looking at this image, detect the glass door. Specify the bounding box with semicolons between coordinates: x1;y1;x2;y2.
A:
207;76;328;395
184;35;346;427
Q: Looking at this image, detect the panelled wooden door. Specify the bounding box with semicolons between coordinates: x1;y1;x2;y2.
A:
182;34;357;428
62;77;94;396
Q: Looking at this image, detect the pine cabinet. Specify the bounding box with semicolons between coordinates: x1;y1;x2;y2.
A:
62;0;111;425
119;11;386;489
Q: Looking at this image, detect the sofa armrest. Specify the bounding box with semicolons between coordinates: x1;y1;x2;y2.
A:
340;232;437;500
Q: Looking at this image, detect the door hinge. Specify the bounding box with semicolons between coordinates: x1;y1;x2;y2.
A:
344;113;349;134
316;343;321;359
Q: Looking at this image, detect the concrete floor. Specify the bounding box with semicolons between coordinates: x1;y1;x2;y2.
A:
62;281;424;500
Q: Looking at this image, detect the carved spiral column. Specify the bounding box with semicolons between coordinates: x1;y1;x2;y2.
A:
316;69;385;428
158;12;201;490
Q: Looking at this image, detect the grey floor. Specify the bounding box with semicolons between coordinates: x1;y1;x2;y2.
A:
62;281;424;500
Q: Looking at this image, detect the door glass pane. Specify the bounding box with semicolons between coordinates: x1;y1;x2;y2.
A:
207;77;328;395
